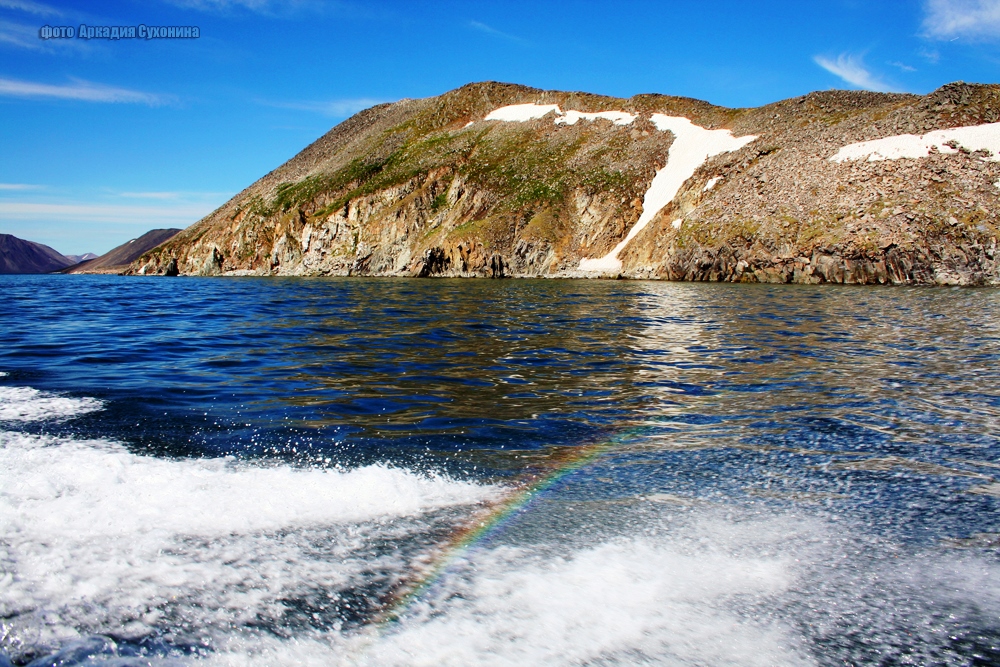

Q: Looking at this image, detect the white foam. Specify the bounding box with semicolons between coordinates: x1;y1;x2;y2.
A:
0;430;497;648
580;116;756;272
11;437;994;667
830;122;1000;163
0;432;491;539
205;514;817;667
0;385;103;422
371;542;804;666
0;371;8;377
484;104;561;122
555;110;636;126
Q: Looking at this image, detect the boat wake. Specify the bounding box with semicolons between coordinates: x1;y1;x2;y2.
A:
3;380;1000;666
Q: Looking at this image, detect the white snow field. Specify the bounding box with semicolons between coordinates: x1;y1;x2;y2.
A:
484;103;636;126
484;103;562;122
579;115;756;273
482;103;756;274
831;122;1000;163
555;110;637;126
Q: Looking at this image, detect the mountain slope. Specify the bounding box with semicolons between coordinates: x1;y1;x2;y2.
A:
127;81;1000;285
65;253;98;264
0;234;73;274
68;229;181;274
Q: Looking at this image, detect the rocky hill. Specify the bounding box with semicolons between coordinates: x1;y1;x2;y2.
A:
0;234;73;274
127;81;1000;285
68;229;181;274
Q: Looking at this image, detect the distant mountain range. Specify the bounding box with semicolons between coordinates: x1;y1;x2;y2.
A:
64;229;182;274
127;81;1000;285
0;234;75;274
65;253;99;264
0;229;181;275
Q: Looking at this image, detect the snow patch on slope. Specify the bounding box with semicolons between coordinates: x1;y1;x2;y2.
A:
831;123;1000;163
482;104;755;274
579;115;757;273
485;103;562;122
556;110;637;126
485;104;636;126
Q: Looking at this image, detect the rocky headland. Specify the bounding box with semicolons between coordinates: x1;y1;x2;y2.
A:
127;81;1000;285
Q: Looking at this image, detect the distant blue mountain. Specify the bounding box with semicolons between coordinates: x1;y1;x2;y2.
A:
65;252;99;264
0;234;74;274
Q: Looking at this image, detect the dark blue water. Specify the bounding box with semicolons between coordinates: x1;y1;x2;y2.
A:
2;275;1000;666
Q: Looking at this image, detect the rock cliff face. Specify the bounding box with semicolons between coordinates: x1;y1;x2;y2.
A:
128;81;1000;285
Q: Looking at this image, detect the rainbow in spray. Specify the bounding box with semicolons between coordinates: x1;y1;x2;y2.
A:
375;429;634;627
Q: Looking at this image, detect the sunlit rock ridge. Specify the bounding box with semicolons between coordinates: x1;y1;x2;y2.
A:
129;81;1000;285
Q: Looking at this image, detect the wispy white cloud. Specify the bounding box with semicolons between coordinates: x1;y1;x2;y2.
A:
0;201;215;224
163;0;328;15
167;0;271;10
469;20;524;43
257;97;385;117
0;19;47;50
117;191;231;200
0;77;171;105
813;53;902;93
0;183;43;190
0;0;61;16
0;18;91;53
888;60;917;72
923;0;1000;40
919;47;942;63
118;191;184;200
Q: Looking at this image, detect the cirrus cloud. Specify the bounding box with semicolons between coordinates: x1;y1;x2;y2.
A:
0;183;43;190
0;77;171;105
255;96;386;117
0;0;61;16
923;0;1000;40
0;201;214;225
469;20;525;43
813;53;902;93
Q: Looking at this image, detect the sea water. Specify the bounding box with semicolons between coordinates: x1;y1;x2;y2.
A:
1;275;999;666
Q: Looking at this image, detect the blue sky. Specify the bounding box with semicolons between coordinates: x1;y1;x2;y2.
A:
1;0;999;255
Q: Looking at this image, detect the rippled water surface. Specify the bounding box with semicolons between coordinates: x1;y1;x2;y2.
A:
2;275;1000;666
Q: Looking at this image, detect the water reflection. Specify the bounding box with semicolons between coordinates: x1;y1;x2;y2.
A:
277;279;648;443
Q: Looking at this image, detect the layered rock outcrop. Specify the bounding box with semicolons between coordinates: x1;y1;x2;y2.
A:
127;81;1000;285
